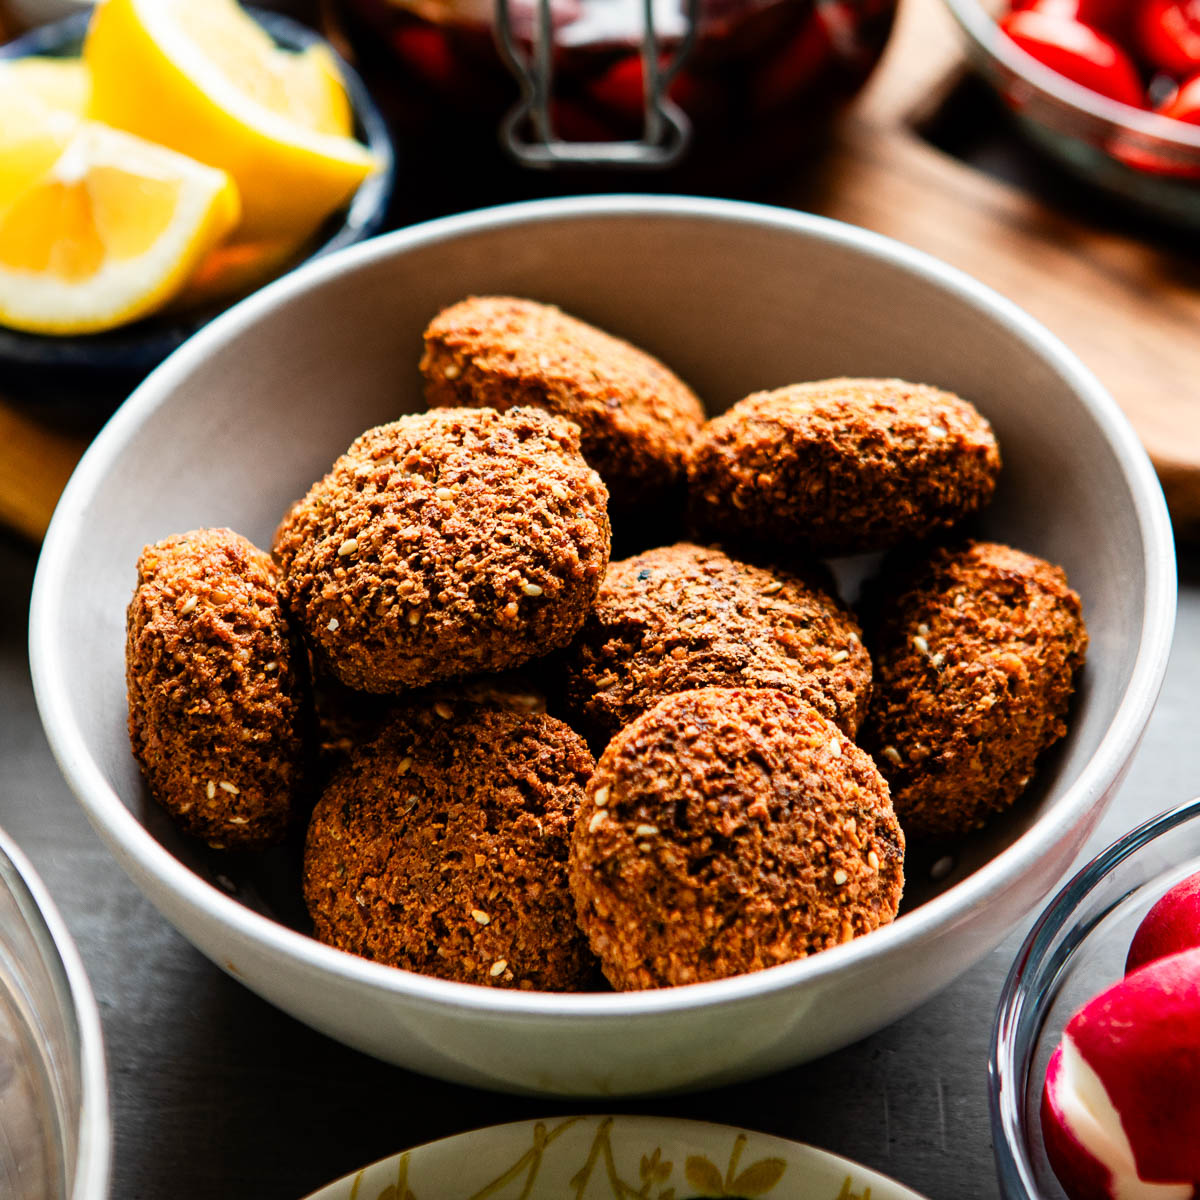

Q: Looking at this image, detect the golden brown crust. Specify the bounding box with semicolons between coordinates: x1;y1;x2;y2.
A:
863;540;1088;837
562;542;871;743
569;687;904;990
420;296;705;511
125;528;309;850
687;378;1002;556
273;406;611;692
311;668;549;780
303;699;598;991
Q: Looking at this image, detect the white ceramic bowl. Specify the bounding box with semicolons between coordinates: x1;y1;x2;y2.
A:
30;195;1175;1097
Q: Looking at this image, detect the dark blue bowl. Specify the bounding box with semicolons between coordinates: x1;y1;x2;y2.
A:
0;8;395;381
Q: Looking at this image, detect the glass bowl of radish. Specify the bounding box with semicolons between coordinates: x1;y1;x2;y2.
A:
942;0;1200;223
991;795;1200;1200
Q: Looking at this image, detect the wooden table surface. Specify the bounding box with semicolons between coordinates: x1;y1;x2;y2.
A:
804;0;1200;534
2;3;1199;1197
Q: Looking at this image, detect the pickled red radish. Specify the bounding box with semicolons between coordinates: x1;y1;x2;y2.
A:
1126;869;1200;973
1041;947;1200;1200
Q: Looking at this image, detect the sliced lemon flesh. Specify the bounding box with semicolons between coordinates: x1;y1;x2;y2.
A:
0;57;91;116
0;120;240;335
279;44;355;138
0;87;80;210
84;0;378;240
172;234;307;309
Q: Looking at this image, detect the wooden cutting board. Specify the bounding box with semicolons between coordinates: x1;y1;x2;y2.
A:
787;0;1200;536
2;0;1198;541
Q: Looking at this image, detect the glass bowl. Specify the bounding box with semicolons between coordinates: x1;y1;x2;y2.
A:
940;0;1200;226
0;826;109;1200
990;795;1200;1199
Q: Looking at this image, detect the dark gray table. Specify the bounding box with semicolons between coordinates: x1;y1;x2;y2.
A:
2;529;1196;1200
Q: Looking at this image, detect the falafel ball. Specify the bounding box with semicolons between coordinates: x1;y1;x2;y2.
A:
687;378;1002;556
863;540;1088;837
311;669;396;777
304;697;598;990
125;528;309;850
562;542;871;743
569;687;905;990
312;669;548;779
420;296;705;512
274;406;611;693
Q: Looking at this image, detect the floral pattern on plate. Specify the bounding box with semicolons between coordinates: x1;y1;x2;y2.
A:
305;1116;929;1200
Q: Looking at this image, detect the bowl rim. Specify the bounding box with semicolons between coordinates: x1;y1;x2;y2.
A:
941;0;1200;151
29;193;1177;1020
0;828;111;1200
987;794;1200;1199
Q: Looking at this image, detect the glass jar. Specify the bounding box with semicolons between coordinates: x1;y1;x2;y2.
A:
332;0;897;190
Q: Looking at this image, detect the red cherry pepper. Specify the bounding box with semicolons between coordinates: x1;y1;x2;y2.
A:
1157;69;1200;117
1106;74;1200;175
998;9;1147;105
586;56;651;123
1011;0;1129;39
1136;0;1200;78
754;11;834;111
548;98;618;142
585;54;702;124
389;27;461;92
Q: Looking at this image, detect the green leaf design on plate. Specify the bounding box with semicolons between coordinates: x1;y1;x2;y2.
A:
728;1159;786;1197
833;1178;873;1200
684;1156;726;1195
375;1151;415;1200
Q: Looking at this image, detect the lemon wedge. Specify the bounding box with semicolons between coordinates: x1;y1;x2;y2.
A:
0;86;79;210
84;0;378;241
0;57;91;116
0;117;240;335
172;235;306;309
279;44;355;138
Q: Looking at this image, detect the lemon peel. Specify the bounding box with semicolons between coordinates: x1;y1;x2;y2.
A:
84;0;378;241
0;120;240;335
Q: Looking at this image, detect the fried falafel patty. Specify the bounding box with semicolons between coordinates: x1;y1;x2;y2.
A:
569;687;905;990
562;542;871;743
304;698;598;990
125;528;309;850
687;378;1001;556
420;296;705;511
864;540;1088;837
312;669;549;780
274;406;611;692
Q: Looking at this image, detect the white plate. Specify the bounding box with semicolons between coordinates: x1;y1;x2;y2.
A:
304;1116;929;1200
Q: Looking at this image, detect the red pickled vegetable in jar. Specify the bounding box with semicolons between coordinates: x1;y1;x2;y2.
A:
333;0;898;181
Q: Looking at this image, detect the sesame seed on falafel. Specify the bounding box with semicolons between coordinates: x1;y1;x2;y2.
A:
562;542;871;743
421;296;705;513
274;406;611;693
687;378;1001;556
125;527;310;850
569;687;905;990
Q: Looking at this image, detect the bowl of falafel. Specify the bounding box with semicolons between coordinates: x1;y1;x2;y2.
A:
29;195;1175;1096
